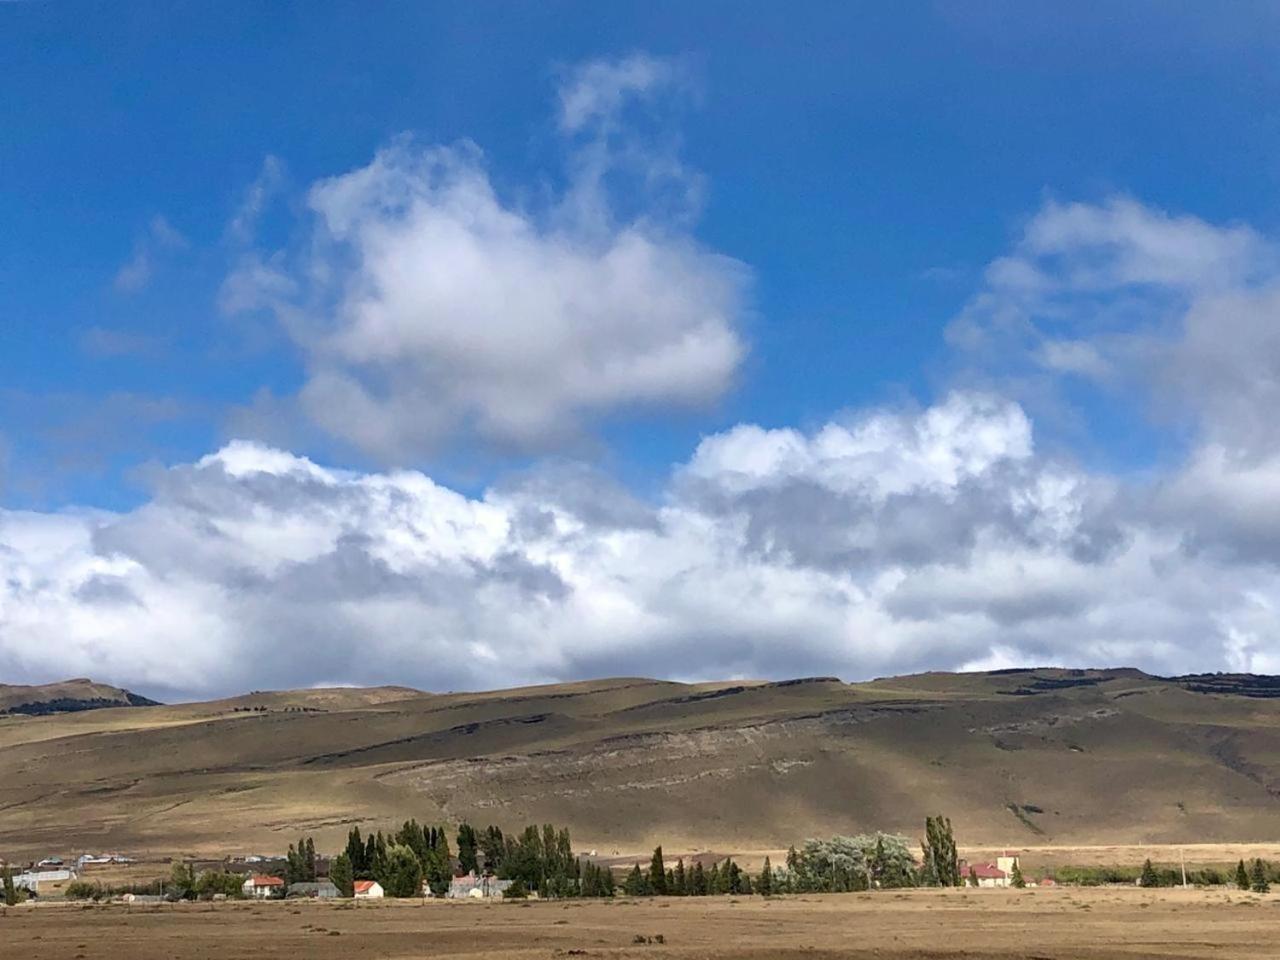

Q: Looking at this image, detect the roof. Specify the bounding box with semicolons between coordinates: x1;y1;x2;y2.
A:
246;874;285;886
969;863;1008;879
354;880;379;892
287;881;338;892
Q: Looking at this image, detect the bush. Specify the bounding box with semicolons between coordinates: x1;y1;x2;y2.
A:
503;878;529;899
65;880;103;901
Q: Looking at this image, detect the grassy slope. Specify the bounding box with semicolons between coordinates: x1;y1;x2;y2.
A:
2;668;1279;858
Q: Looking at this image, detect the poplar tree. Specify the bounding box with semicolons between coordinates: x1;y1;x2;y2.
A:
1236;859;1250;890
329;852;354;897
649;846;668;895
3;865;17;906
673;858;687;896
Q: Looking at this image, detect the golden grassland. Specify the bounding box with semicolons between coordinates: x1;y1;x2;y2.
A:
4;887;1280;960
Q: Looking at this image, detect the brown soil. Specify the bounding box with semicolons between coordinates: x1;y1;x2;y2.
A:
3;887;1277;960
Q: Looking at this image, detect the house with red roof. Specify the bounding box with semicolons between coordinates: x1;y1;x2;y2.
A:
354;879;385;899
241;874;285;899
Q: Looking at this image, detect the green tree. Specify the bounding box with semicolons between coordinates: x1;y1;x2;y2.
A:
1250;858;1270;894
3;864;18;906
195;871;244;899
692;861;707;896
920;816;960;887
1139;859;1158;888
623;864;650;896
457;823;479;875
381;843;424;898
329;852;354;898
649;846;667;895
1236;859;1250;890
504;878;529;899
169;861;197;900
968;866;979;888
758;856;773;896
673;858;687;896
1009;860;1026;889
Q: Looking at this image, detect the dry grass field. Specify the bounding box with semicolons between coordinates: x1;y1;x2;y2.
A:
4;888;1279;960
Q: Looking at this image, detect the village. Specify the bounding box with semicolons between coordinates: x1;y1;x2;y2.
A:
5;815;1271;908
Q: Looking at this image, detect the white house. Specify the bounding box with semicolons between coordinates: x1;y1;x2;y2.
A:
354;879;384;899
962;855;1022;888
242;874;285;899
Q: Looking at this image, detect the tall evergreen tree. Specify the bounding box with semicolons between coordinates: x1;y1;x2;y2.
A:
673;858;687;896
649;846;668;895
304;836;317;881
3;864;18;906
758;856;773;896
1236;859;1250;890
708;862;720;895
1009;860;1026;889
692;861;707;896
1250;858;1270;894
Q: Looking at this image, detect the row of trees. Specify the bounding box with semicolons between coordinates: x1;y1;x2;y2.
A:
330;821;454;898
1138;857;1272;892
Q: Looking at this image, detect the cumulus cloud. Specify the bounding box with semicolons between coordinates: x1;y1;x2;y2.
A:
7;391;1280;699
222;56;746;459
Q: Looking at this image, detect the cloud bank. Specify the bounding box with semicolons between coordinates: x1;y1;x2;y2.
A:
5;381;1280;700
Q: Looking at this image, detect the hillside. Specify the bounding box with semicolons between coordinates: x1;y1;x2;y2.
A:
2;668;1280;859
0;678;160;716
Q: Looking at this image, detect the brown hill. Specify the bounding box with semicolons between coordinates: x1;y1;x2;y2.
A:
0;678;160;716
1;668;1279;859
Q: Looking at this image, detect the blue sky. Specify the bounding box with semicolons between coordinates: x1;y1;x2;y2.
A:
6;3;1280;696
8;1;1280;507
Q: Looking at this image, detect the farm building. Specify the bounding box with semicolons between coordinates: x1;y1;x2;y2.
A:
962;855;1022;888
354;880;384;899
242;875;285;899
447;871;514;899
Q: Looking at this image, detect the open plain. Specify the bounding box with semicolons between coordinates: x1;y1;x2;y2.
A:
4;888;1278;960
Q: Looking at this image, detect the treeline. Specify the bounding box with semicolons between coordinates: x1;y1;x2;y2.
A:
1132;857;1275;891
329;821;454;897
457;822;613;898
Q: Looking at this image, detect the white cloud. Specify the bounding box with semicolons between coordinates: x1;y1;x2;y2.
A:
221;56;743;459
5;393;1280;698
557;53;680;133
113;215;188;294
227;155;286;243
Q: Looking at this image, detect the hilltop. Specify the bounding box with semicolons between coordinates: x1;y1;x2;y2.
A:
0;678;161;716
2;668;1280;858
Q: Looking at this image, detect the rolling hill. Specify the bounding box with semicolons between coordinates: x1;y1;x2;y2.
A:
2;668;1280;859
0;678;161;716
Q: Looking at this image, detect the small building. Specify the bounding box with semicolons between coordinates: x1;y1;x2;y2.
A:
287;881;340;899
447;871;513;899
354;880;384;900
242;875;285;899
961;855;1022;888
